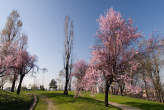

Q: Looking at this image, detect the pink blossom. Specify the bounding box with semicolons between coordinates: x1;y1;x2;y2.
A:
82;8;142;95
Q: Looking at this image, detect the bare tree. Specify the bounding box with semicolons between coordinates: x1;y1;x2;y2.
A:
40;68;48;87
63;16;74;95
57;70;65;90
150;55;164;102
137;35;164;102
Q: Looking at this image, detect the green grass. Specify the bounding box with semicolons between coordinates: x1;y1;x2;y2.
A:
0;90;33;110
35;96;48;110
83;92;164;110
28;90;164;110
33;91;120;110
2;90;163;110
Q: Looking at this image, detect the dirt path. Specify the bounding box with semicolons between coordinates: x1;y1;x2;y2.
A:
109;102;142;110
45;97;55;110
28;94;37;110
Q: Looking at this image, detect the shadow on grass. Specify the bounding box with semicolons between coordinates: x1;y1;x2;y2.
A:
40;92;121;110
0;97;32;110
0;101;31;110
123;102;164;110
0;91;33;110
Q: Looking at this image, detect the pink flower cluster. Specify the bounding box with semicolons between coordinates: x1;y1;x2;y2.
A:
79;8;142;93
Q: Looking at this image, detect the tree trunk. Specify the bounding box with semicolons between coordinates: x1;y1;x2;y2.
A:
17;74;25;95
11;75;17;92
120;86;124;96
144;80;149;99
105;81;110;107
159;93;163;103
68;77;72;91
64;79;69;95
68;82;71;91
154;84;164;103
158;90;164;103
74;87;80;98
64;66;69;95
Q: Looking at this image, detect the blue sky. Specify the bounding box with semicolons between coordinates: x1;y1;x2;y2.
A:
0;0;164;88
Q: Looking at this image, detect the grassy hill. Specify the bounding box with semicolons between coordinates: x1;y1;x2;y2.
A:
0;90;33;110
33;91;164;110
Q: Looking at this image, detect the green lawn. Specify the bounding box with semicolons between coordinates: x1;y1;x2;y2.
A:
1;90;163;110
33;91;120;110
15;90;164;110
35;96;48;110
0;90;33;110
81;92;164;110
